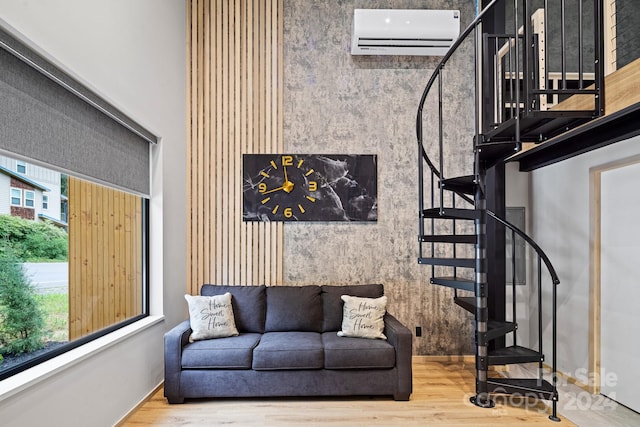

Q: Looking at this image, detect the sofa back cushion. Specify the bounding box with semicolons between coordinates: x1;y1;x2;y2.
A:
265;286;322;332
321;284;384;332
201;285;266;333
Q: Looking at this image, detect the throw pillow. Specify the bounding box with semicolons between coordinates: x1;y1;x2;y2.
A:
321;284;384;332
184;293;239;342
337;295;387;339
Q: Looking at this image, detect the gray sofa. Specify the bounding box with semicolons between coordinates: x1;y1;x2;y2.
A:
164;284;412;403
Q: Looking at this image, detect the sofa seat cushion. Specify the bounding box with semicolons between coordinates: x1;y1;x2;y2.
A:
252;332;323;370
182;333;262;369
322;332;395;369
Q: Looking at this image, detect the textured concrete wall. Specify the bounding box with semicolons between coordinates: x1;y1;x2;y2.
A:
283;0;476;355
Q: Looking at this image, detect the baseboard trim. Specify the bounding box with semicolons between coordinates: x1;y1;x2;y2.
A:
115;381;163;426
542;363;592;393
413;355;475;363
413;355;509;372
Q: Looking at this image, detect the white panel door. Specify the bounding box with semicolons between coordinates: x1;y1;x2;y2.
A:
600;162;640;412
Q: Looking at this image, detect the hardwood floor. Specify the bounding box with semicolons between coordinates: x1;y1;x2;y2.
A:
122;358;580;426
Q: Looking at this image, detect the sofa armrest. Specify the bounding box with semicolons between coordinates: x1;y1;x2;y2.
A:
384;313;412;400
164;320;191;403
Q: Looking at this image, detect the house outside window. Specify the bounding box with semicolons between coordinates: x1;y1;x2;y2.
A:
16;161;26;174
24;190;35;208
42;194;49;210
10;188;22;206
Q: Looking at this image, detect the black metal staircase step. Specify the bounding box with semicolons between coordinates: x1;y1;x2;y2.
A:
430;276;475;292
418;257;476;268
450;299;518;340
440;175;476;195
420;234;477;244
488;345;544;365
475;141;520;168
454;296;476;313
487;320;517;342
422;208;479;220
487;377;557;401
513;102;640;171
485;111;596;143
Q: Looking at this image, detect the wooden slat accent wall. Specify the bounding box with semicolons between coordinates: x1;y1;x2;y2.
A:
186;0;284;294
68;177;143;340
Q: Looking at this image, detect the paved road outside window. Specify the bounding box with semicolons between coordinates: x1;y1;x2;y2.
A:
22;262;68;294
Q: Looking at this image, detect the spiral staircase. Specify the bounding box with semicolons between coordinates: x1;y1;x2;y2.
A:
417;0;604;421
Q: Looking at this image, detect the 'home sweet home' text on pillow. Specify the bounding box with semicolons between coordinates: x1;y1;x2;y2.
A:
338;295;387;339
185;292;239;341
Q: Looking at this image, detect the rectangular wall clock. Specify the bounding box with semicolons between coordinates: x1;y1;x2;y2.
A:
243;154;377;222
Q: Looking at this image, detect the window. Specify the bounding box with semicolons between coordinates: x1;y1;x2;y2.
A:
9;188;36;208
24;190;35;208
0;158;149;381
0;22;155;381
10;188;22;206
16;161;26;174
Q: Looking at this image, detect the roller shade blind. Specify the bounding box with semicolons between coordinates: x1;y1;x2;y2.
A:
0;25;156;196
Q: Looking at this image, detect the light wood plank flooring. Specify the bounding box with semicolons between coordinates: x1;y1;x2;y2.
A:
122;358;591;426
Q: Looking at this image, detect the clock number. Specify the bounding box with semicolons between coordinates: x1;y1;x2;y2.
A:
308;181;317;191
282;155;293;166
284;207;293;218
258;182;267;193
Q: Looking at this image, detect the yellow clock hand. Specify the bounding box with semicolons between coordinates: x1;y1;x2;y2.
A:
262;185;285;194
282;166;295;193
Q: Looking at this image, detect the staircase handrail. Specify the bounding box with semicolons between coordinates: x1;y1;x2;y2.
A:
416;0;500;155
487;210;560;285
416;0;559;287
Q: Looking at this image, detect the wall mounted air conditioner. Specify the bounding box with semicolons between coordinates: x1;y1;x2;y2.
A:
351;9;460;56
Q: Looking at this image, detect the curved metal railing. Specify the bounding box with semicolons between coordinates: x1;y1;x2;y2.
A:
416;0;560;417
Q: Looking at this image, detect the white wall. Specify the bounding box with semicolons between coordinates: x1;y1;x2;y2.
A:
531;135;640;379
505;161;532;347
600;162;640;411
0;1;186;425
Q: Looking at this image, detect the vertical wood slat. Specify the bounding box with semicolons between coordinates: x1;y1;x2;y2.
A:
68;178;143;340
234;0;242;284
187;0;284;295
604;0;617;75
214;0;223;285
197;0;206;289
203;0;212;294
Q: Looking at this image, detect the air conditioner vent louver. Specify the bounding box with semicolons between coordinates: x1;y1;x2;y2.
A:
351;9;460;56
